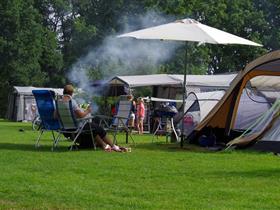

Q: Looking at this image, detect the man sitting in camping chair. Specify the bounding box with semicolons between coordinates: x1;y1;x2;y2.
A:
60;84;128;152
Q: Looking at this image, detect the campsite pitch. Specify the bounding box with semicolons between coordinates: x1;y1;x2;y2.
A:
0;120;279;209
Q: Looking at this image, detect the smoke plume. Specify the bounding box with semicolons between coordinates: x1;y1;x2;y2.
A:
67;11;181;99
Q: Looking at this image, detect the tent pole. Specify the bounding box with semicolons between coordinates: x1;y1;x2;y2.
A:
181;43;188;148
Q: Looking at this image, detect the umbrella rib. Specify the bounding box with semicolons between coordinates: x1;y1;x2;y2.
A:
196;23;219;44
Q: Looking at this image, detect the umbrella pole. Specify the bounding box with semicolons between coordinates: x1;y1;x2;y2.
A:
180;43;188;148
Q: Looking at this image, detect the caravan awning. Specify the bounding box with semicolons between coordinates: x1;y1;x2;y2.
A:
109;74;182;87
109;74;237;88
170;74;236;88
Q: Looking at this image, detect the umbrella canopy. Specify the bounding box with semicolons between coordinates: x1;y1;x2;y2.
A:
118;18;262;46
117;18;262;147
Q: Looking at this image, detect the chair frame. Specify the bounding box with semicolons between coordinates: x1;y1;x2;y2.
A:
111;99;135;145
55;99;96;150
112;116;135;145
95;98;135;145
32;90;61;150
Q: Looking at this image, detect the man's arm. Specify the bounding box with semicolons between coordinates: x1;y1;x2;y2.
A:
75;107;91;118
71;99;92;119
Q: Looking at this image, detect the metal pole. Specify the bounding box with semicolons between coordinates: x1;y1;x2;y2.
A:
180;43;188;148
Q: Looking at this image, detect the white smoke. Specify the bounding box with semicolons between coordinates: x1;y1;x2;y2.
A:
68;11;182;98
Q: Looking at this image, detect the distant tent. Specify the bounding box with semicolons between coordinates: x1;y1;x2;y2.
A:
174;90;226;136
189;50;280;152
6;86;63;122
143;91;226;137
186;91;226;121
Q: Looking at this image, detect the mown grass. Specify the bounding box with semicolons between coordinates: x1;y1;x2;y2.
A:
0;119;280;209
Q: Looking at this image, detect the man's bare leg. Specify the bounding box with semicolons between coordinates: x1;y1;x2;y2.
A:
94;135;107;148
102;135;114;147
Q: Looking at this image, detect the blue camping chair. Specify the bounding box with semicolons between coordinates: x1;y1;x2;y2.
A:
32;90;61;149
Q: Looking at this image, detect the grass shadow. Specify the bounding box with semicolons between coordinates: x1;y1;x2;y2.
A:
0;119;14;122
0;123;33;131
134;141;210;153
0;142;69;153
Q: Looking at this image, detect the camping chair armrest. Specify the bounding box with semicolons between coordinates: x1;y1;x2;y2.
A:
75;117;93;132
93;115;113;129
114;116;129;120
76;116;95;122
95;114;113;120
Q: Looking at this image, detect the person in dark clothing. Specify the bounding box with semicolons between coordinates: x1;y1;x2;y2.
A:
62;84;127;152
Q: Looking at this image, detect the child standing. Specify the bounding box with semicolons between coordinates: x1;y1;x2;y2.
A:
127;95;136;128
136;97;145;134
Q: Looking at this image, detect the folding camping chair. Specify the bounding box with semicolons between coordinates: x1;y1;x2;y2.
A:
32;90;60;149
55;98;96;151
110;98;135;145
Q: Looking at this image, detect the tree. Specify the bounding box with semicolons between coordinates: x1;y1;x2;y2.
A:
0;0;63;116
200;0;267;73
153;0;267;74
1;0;278;119
254;0;280;50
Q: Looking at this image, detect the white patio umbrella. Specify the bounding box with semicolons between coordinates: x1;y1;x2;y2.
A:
117;18;262;147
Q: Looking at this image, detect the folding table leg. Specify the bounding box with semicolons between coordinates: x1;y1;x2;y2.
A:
113;128;118;145
128;132;135;146
126;131;128;144
89;123;96;150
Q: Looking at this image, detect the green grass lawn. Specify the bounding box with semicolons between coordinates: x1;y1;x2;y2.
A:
0;120;280;209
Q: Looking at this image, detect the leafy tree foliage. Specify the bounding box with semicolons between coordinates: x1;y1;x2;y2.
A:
254;0;280;50
1;0;280;117
144;0;267;74
199;0;267;73
0;0;63;116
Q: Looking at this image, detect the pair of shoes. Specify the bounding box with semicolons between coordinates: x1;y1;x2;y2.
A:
104;144;112;152
119;146;131;152
112;145;122;152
